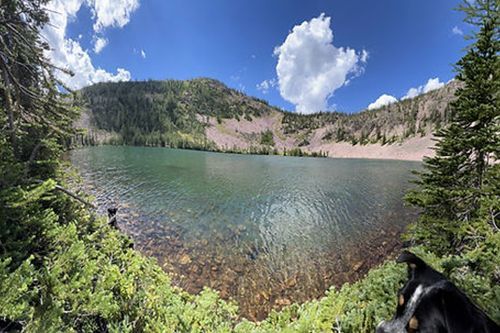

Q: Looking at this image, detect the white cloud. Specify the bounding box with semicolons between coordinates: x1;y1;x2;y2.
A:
42;0;139;90
402;77;445;100
140;49;146;58
360;50;369;63
422;77;444;93
403;87;420;100
256;78;277;94
452;26;464;36
368;94;397;110
93;36;108;53
273;13;367;114
88;0;140;33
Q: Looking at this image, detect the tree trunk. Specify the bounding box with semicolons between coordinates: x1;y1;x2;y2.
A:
2;74;18;158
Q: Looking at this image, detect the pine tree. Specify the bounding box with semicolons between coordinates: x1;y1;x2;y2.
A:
0;0;84;271
406;0;499;252
0;0;78;182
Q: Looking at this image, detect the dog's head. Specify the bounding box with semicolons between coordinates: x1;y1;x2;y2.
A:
376;251;500;333
107;207;118;217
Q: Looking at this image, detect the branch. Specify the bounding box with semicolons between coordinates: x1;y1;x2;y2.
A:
33;180;96;209
53;184;96;209
490;207;499;232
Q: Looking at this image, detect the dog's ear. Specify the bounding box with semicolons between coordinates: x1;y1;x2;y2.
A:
396;251;427;276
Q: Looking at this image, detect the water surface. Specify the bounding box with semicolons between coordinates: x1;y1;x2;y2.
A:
71;146;419;319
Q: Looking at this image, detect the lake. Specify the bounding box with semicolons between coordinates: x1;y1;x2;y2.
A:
70;146;420;320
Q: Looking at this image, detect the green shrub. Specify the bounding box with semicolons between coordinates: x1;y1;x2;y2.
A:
260;130;275;146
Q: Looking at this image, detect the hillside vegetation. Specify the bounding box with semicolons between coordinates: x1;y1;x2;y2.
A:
77;79;274;149
1;0;498;332
77;78;459;156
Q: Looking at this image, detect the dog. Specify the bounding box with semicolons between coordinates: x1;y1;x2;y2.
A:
107;207;118;228
376;251;500;333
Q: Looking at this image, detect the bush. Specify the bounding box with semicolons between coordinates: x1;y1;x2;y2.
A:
260;130;275;146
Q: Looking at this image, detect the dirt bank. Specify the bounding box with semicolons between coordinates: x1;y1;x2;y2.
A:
203;113;435;161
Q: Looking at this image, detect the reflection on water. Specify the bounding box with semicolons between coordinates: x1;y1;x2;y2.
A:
71;146;420;320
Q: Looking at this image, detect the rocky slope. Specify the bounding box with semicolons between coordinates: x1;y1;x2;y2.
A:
77;78;460;160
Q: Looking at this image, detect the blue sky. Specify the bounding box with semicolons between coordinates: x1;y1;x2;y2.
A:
45;0;470;113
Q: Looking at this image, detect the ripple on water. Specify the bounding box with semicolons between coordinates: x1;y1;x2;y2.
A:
71;146;420;320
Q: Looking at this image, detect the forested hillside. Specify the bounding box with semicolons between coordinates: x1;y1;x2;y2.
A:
77;78;274;149
283;81;458;145
1;0;498;331
77;78;459;156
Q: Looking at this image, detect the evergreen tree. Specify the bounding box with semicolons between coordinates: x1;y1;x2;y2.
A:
0;0;78;181
406;0;499;252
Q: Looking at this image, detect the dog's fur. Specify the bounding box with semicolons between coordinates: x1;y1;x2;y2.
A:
107;207;118;228
376;251;500;333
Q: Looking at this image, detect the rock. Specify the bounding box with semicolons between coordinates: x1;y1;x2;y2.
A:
189;265;200;274
233;265;244;273
284;277;297;288
353;260;364;271
275;298;291;307
179;254;192;265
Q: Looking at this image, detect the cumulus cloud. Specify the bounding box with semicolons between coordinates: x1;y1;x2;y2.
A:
273;13;367;114
402;77;445;100
88;0;140;32
42;0;139;90
256;78;277;94
452;26;464;36
367;94;397;110
422;77;445;92
93;36;108;53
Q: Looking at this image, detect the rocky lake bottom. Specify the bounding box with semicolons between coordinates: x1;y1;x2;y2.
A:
71;146;420;320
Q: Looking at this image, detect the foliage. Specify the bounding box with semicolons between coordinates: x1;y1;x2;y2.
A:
236;243;499;332
0;1;236;331
260;130;275;146
0;0;498;332
78;74;457;151
405;0;499;254
79;78;274;148
1;210;238;332
281;85;455;145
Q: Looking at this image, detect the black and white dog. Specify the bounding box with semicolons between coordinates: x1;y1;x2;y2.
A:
376;251;500;333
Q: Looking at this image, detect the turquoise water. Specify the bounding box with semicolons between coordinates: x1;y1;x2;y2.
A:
71;146;420;319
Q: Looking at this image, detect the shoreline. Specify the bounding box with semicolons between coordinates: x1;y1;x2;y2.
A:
70;148;418;321
72;140;431;163
118;208;410;321
309;136;435;162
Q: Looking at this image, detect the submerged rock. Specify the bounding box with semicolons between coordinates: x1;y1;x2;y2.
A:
353;261;364;272
179;254;192;265
275;298;291;307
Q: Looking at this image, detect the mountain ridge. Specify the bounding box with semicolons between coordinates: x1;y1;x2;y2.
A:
76;78;460;160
